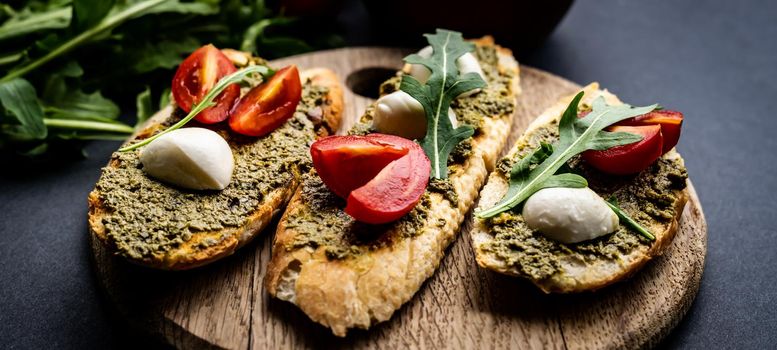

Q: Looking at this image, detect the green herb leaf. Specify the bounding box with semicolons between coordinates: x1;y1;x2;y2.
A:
158;87;171;110
400;29;486;179
38;61;120;121
119;64;271;152
0;6;71;41
499;142;588;209
139;0;220;16
477;91;657;218
0;78;47;140
73;0;115;31
241;18;273;53
606;197;655;241
0;51;26;67
135;86;152;129
1;0;169;82
43;118;134;134
540;173;588;189
130;37;201;73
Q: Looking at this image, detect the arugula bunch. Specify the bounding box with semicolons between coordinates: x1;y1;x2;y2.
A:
0;0;341;157
476;92;657;218
400;29;486;179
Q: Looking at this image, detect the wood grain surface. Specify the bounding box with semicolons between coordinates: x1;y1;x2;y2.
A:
90;47;708;349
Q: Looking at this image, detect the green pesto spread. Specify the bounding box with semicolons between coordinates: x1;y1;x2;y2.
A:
285;174;434;260
481;120;688;281
287;44;515;260
450;45;516;134
95;81;329;260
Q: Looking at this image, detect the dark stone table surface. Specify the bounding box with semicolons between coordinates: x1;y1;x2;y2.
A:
2;0;775;348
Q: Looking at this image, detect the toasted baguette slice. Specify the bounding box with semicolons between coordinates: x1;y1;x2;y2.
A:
88;61;344;270
265;37;520;336
471;83;689;293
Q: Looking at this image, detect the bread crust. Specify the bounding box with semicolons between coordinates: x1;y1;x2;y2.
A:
88;65;344;270
471;83;689;293
265;37;520;336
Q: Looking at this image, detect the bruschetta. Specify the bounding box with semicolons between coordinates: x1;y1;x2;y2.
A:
265;35;520;336
471;83;688;293
88;49;344;270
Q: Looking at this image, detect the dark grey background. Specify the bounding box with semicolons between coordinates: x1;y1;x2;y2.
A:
2;0;776;348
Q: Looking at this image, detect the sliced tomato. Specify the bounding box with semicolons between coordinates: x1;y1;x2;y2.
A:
617;110;683;153
310;133;430;224
583;125;663;175
311;135;409;198
345;136;430;224
228;65;302;137
172;44;239;124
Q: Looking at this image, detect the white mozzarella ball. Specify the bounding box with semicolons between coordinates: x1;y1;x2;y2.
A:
522;187;619;244
372;90;456;140
140;127;234;190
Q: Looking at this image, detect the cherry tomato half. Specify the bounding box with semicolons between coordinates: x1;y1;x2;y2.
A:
172;44;239;124
345;134;430;224
228;65;302;137
583;125;663;175
311;135;409;199
617;110;683;154
310;134;430;224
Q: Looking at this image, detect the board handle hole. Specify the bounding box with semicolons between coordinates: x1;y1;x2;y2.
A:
346;67;397;99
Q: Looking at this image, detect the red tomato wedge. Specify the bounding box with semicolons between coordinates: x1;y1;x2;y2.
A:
617;110;683;153
228;65;302;137
311;135;409;198
310;134;431;224
172;44;239;124
583;125;663;175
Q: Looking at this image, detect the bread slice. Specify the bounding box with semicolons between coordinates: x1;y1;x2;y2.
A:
88;59;344;270
471;83;689;293
265;37;520;336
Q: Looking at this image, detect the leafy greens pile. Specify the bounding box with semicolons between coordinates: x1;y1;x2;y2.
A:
400;29;486;179
0;0;341;157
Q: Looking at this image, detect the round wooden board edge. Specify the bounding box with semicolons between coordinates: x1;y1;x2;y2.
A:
88;47;708;349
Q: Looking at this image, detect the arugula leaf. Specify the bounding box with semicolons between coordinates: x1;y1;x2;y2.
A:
158;87;171;110
139;0;219;16
43;118;134;134
499;142;588;210
0;6;71;41
477;91;657;218
606;197;655;241
0;78;47;140
0;51;26;67
241;18;274;53
73;0;115;31
400;29;486;179
0;0;340;157
1;0;169;82
44;90;119;121
130;37;201;73
41;62;119;121
135;86;152;129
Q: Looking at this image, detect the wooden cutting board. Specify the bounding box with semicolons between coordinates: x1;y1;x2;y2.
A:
90;47;707;349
